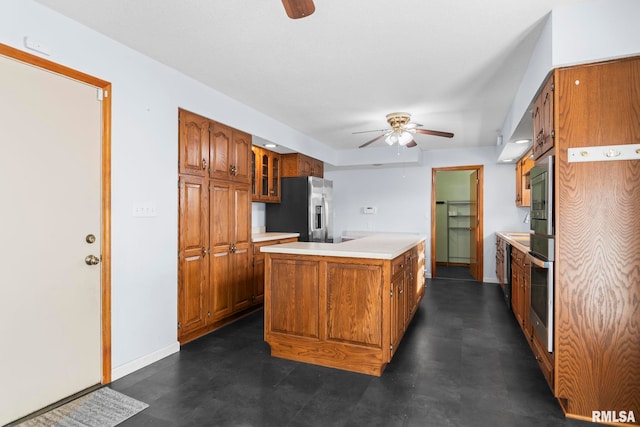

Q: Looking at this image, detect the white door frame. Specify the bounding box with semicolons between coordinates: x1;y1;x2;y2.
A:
0;43;112;383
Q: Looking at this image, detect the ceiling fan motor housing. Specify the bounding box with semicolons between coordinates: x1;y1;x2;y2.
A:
386;112;411;131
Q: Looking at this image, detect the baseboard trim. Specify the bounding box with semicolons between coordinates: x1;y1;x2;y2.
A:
111;341;180;381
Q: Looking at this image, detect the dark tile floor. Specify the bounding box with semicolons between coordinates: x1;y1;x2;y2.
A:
112;279;602;427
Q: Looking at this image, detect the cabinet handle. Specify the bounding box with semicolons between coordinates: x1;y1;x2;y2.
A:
230;165;237;175
202;158;207;170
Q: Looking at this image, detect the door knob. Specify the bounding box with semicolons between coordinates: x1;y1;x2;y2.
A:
85;254;100;265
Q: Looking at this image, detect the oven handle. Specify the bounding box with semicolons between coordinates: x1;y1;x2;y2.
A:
528;252;552;268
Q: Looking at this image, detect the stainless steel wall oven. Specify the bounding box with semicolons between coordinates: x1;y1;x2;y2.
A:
529;154;555;353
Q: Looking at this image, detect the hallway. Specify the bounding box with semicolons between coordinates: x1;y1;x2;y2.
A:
112;279;599;426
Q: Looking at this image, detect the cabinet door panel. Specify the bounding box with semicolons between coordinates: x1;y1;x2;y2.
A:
211;181;232;248
326;263;383;347
232;247;252;312
210;250;232;320
234;184;251;246
179;110;209;177
232;131;251;183
270;259;320;338
178;175;209;338
178;253;208;334
210;123;232;180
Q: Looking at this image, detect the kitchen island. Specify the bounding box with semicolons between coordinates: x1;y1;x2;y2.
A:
262;234;425;376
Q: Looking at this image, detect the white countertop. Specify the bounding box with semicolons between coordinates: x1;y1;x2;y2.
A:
252;232;300;243
496;231;531;254
261;233;425;260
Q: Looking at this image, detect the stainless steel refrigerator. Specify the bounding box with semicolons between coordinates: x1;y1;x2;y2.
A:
266;176;333;242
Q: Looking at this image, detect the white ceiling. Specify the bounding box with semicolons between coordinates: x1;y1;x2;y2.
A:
34;0;587;156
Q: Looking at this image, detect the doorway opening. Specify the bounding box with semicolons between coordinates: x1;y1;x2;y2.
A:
431;165;484;282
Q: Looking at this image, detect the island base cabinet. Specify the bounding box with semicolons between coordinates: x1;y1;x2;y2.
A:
264;245;424;376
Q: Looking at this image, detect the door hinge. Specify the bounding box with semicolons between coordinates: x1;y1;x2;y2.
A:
389;344;393;351
390;290;393;297
96;89;108;100
551;82;555;91
177;321;181;330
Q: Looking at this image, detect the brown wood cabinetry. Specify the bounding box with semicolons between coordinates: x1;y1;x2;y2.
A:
531;74;555;160
281;153;324;178
515;149;533;206
178;108;255;344
495;237;505;287
178;175;209;336
251;237;298;305
510;247;524;328
179;109;251;184
264;242;425;376
552;57;640;422
251;146;281;203
209;181;252;318
178;111;209;177
510;247;531;337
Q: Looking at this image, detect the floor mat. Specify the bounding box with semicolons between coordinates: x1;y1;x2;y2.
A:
15;387;148;427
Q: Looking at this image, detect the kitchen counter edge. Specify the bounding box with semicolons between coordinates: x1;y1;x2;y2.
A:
252;232;300;243
261;233;425;260
496;231;531;254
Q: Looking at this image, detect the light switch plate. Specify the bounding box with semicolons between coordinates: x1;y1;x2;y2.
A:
133;202;157;217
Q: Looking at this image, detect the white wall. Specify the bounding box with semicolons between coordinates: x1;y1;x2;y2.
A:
0;0;333;379
325;146;530;282
501;0;640;144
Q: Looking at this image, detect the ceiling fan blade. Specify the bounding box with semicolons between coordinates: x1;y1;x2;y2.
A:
414;129;454;138
281;0;316;19
358;133;387;148
352;128;391;135
406;140;418;148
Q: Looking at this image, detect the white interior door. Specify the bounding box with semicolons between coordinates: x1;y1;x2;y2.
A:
0;54;102;424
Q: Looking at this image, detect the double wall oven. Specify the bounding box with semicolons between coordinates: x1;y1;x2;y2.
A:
529;154;554;353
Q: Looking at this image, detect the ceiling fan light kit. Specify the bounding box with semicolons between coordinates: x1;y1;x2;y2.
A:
385;130;413;146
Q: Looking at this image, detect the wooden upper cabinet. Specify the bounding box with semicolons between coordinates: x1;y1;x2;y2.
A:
281;153;323;178
515;149;533;207
252;146;281;203
210;122;232;181
179;109;209;177
210;123;251;183
232;130;252;183
177;110;251;183
532;73;555;160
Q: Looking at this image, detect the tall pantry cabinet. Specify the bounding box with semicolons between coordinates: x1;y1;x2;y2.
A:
537;57;640;424
178;109;253;344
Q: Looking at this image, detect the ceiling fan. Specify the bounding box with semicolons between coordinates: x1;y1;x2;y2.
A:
355;112;454;149
282;0;315;19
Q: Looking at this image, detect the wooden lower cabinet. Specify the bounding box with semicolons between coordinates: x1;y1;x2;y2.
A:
178;176;256;344
251;237;298;305
264;244;424;376
511;247;528;334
